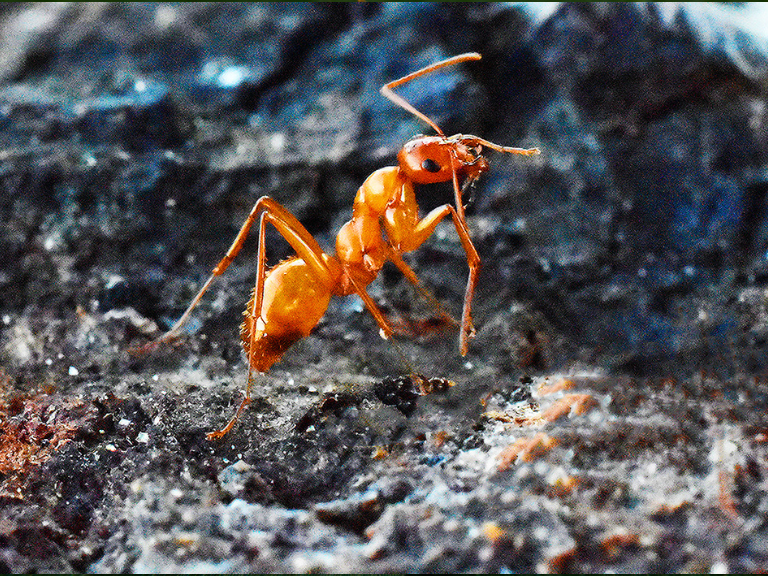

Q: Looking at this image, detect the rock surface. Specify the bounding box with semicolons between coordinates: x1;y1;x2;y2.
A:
1;3;768;572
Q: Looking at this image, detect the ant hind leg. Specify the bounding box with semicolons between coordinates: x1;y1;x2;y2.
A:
208;200;339;439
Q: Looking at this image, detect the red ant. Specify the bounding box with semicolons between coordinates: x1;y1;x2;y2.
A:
137;53;539;439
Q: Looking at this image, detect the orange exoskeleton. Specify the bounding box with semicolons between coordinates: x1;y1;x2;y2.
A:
137;52;539;438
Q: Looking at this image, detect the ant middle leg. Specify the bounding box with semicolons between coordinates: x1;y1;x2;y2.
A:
386;247;460;330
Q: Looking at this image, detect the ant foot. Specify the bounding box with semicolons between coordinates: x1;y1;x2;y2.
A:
127;340;160;358
127;331;183;358
206;429;228;441
206;392;252;440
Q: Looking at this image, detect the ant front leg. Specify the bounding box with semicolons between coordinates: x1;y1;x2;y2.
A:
387;201;480;356
448;164;482;356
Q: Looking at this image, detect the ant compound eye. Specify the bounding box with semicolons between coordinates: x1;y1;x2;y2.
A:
421;158;441;173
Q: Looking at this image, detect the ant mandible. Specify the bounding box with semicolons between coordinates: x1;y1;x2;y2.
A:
137;52;539;439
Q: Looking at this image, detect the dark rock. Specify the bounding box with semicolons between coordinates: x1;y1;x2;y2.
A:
3;2;768;573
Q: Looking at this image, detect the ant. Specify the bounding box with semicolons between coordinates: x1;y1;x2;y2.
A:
136;52;539;439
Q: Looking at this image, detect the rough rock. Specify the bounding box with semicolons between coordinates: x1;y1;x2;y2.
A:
1;3;768;573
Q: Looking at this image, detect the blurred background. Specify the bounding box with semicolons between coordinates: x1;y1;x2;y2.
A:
2;2;768;378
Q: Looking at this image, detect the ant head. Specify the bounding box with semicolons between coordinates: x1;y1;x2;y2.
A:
397;135;489;186
383;53;539;192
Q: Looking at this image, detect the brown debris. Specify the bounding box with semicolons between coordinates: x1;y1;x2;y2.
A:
497;432;559;471
538;378;576;396
537;393;598;423
0;391;100;499
484;393;597;427
600;531;641;561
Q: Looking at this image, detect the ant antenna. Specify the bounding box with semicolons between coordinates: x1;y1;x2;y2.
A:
381;54;541;157
380;52;483;136
460;135;540;157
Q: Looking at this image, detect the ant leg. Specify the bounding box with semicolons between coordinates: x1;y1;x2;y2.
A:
448;165;481;357
214;197;332;281
208;201;340;439
386;248;459;328
404;198;482;356
346;275;395;340
386;201;477;352
206;213;269;440
413;202;480;357
206;375;254;440
136;196;339;354
132;273;218;354
345;275;418;373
